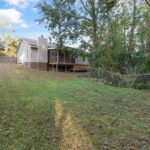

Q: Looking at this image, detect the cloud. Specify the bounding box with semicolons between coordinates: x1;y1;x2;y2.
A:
20;23;29;28
2;0;38;8
0;8;28;29
4;0;26;5
32;8;38;13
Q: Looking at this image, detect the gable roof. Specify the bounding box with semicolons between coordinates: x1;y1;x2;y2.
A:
22;38;57;49
23;38;37;48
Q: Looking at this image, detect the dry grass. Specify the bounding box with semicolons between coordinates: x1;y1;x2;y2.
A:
55;100;94;150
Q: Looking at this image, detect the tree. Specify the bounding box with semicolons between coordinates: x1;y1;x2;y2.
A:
37;0;150;74
0;36;18;57
36;0;117;50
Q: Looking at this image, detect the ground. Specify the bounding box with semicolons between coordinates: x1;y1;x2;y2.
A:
0;64;150;150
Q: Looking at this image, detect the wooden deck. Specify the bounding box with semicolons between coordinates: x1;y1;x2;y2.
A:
72;64;89;72
48;49;89;72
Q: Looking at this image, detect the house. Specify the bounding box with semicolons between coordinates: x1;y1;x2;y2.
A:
17;35;89;71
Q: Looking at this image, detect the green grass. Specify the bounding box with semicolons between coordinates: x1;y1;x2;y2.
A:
0;64;150;150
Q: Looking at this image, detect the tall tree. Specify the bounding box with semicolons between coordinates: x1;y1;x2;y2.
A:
129;0;137;52
36;0;117;51
37;0;150;74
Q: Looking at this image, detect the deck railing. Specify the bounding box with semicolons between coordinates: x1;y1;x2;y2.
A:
49;56;75;64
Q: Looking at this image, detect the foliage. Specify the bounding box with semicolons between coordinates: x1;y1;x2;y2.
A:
132;74;150;89
0;51;5;56
102;72;128;87
0;35;18;57
100;71;150;89
36;0;117;49
37;0;150;74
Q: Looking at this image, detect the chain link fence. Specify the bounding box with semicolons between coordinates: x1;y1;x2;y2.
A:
0;56;17;64
80;68;150;89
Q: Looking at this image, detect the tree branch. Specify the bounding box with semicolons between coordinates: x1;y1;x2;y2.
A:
80;0;91;14
145;0;150;6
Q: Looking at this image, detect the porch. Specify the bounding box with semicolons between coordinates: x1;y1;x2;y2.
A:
48;49;75;71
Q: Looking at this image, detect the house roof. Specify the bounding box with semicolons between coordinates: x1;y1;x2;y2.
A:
17;37;78;54
22;38;57;49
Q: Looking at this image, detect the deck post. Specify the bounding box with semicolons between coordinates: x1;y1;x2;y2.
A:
52;64;54;71
57;50;59;63
64;52;65;63
65;66;67;72
56;64;58;72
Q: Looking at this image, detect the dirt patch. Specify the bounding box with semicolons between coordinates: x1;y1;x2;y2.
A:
55;100;95;150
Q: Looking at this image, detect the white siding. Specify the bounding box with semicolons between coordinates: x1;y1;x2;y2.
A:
31;48;38;62
17;40;30;64
37;37;48;63
17;40;39;64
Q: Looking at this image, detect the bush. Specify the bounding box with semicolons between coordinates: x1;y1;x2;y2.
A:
103;72;128;87
88;68;150;89
132;75;150;89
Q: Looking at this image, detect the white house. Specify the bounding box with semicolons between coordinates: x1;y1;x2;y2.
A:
17;36;89;71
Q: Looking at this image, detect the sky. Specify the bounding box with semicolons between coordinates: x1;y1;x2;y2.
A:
0;0;51;39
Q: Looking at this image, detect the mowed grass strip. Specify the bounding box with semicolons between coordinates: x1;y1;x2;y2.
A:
0;64;150;150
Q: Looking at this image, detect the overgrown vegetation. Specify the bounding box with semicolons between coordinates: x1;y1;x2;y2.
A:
102;71;150;89
37;0;150;74
0;36;18;57
0;64;150;149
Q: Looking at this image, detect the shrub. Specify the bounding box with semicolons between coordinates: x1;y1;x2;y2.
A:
132;75;150;89
101;71;150;89
103;72;128;87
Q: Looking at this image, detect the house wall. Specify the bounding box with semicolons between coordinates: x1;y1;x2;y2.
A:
37;36;48;70
17;40;31;64
31;48;38;62
17;37;89;71
17;37;49;70
37;36;48;63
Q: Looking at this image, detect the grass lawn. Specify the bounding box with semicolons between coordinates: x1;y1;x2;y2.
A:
0;64;150;150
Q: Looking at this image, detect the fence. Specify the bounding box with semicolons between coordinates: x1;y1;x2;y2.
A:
83;68;150;89
0;56;17;64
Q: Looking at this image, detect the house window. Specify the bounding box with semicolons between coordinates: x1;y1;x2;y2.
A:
51;51;57;57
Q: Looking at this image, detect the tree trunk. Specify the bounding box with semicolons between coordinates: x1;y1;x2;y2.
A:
90;0;98;52
129;0;137;53
127;0;137;73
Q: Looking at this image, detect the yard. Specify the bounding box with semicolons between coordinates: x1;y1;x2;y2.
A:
0;64;150;150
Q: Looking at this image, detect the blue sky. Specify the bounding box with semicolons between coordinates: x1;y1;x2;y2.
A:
0;0;51;39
